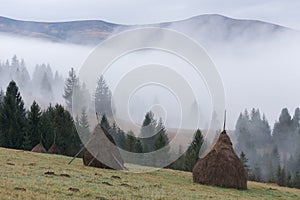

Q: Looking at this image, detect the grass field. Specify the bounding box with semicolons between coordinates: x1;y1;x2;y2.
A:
0;148;300;200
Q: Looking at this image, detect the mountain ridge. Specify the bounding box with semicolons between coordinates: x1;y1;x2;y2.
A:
0;14;296;46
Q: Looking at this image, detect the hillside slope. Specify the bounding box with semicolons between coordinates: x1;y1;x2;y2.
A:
0;14;294;46
0;148;299;199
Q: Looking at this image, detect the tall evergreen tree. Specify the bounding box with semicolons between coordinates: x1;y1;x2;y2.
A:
153;118;170;166
273;108;293;153
140;111;157;152
95;75;113;117
78;107;90;144
154;118;169;150
63;68;78;111
184;129;204;172
40;105;55;149
52;104;81;156
126;131;137;152
125;130;143;153
0;81;27;149
100;114;110;131
24;101;42;150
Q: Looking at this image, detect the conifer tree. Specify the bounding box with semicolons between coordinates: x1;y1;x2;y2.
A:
184;129;204;171
63;68;78;111
95;75;113;117
140;111;157;152
40;105;55;149
24;101;42;149
0;81;26;149
79;107;90;144
100;114;110;130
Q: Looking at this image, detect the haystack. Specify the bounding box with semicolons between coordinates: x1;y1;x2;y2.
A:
47;143;61;154
192;130;247;190
83;124;125;170
31;143;47;153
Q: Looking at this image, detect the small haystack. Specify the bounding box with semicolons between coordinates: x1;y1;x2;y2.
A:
31;143;47;153
192;130;247;190
83;124;125;170
47;143;61;154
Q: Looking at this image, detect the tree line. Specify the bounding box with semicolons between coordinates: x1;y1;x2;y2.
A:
0;55;65;104
236;108;300;189
0;70;205;172
0;81;82;155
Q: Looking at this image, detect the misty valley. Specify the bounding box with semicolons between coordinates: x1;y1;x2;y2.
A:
0;13;300;199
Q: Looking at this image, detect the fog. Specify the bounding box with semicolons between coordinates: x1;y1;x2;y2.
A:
0;33;91;76
1;17;300;130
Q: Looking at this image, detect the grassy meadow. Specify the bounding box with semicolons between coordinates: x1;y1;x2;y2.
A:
0;148;300;199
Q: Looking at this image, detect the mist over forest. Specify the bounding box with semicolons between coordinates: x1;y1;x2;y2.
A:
1;14;300;129
0;14;300;189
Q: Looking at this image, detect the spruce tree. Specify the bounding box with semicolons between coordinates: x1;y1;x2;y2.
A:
135;139;143;153
184;129;204;171
63;68;79;111
0;81;27;149
100;114;110;131
153;118;170;166
115;127;126;149
25;101;42;150
126;131;137;152
154;118;169;150
95;75;113;117
40;105;55;149
79;107;90;144
53;104;80;156
273;108;293;152
140;111;157;152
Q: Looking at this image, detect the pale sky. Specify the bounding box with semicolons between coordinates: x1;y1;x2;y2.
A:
0;0;299;30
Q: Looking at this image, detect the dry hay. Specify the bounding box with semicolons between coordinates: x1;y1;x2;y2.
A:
47;143;61;154
83;124;125;170
192;130;247;190
31;143;47;153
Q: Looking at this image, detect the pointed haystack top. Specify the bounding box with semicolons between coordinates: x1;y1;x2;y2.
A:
82;124;125;170
47;143;61;154
31;143;47;153
192;130;247;190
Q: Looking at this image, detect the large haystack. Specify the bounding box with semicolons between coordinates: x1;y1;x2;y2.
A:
31;143;47;153
192;130;247;190
83;124;125;170
47;143;61;154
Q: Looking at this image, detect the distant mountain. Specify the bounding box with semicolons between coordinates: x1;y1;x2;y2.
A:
0;14;295;46
0;16;124;45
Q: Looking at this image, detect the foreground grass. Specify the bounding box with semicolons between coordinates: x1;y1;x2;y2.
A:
0;148;299;199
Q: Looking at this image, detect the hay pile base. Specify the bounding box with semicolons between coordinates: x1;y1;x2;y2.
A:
47;144;61;154
31;143;47;153
192;130;247;190
83;125;125;170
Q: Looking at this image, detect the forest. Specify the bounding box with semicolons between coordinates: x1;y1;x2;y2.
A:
0;55;300;189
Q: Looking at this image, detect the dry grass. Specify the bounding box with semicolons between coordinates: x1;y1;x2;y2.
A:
0;147;300;199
